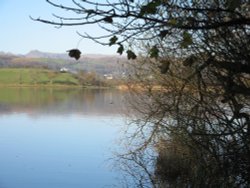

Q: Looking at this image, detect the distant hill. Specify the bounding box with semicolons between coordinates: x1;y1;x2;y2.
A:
26;50;69;59
0;50;127;76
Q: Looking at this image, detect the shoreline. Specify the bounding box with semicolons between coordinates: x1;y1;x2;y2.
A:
0;84;115;89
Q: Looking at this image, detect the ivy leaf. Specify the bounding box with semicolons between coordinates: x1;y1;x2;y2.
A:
225;0;241;10
139;1;160;16
117;44;124;55
67;49;81;60
109;36;118;46
180;31;193;48
103;16;113;23
168;18;177;25
127;50;137;60
159;30;169;39
149;46;159;58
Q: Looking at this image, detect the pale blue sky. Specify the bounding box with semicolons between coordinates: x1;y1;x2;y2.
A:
0;0;116;55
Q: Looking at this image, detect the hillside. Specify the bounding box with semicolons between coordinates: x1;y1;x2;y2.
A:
0;51;127;76
0;68;80;86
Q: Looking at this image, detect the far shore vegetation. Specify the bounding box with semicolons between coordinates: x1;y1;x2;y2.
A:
0;68;118;88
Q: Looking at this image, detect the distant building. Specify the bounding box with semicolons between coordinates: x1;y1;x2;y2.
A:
104;74;113;80
60;67;68;73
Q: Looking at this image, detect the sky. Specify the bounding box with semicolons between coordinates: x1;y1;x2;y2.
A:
0;0;117;55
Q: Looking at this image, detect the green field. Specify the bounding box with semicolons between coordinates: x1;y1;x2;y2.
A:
0;68;80;86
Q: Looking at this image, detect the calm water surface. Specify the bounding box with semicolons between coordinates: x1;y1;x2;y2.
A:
0;88;125;188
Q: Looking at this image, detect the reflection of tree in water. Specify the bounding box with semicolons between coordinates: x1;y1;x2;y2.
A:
0;88;124;116
78;89;96;104
0;104;11;113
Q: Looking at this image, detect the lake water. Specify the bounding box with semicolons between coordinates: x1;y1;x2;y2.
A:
0;88;125;188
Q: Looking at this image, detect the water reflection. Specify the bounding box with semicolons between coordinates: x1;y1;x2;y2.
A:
0;88;125;188
0;87;124;116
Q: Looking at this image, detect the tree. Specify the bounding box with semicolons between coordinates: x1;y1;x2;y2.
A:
33;0;250;186
123;54;249;186
76;70;104;86
33;0;249;57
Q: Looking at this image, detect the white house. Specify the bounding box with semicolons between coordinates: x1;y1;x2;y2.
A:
60;67;68;73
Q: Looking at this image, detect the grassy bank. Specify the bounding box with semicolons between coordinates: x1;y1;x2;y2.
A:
0;68;80;87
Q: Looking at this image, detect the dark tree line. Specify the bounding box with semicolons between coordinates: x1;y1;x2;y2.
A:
34;0;250;187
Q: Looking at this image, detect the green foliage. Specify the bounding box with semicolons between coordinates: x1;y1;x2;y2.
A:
168;18;178;26
149;45;159;58
76;70;107;87
159;30;169;39
180;32;193;48
139;1;161;16
225;0;241;10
